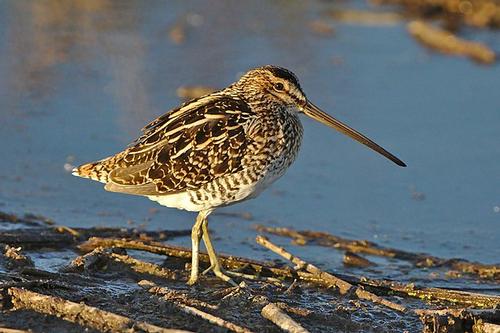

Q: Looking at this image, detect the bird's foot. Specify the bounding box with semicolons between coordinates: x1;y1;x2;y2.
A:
201;264;238;287
186;275;198;286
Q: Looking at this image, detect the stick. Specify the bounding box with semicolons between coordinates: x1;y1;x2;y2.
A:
0;227;191;250
80;238;334;284
0;210;54;226
80;237;498;310
0;229;75;249
414;308;500;320
254;225;434;261
0;278;74;291
318;271;500;309
139;280;254;333
372;0;500;28
255;225;500;280
474;322;500;333
79;237;287;276
108;252;179;279
138;280;218;310
255;236;406;313
256;236;351;294
328;9;403;26
362;278;500;309
0;328;32;333
261;303;310;333
7;287;192;333
74;227;191;241
1;244;34;270
416;308;500;333
66;247;179;280
408;20;496;64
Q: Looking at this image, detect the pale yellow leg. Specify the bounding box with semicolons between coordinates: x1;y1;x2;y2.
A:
186;211;206;285
201;214;237;286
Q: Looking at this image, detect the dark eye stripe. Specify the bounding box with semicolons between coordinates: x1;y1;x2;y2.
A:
264;66;300;87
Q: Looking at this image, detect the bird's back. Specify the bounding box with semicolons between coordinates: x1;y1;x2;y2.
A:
73;91;303;210
74;93;247;189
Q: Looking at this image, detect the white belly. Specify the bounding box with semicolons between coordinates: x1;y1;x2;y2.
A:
147;169;283;212
148;192;203;212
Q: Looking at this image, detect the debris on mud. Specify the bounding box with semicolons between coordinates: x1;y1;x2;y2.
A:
254;225;500;281
372;0;500;28
408;20;496;64
1;211;499;332
325;1;499;65
327;9;404;26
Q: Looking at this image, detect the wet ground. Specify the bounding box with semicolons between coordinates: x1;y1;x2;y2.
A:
1;215;499;333
0;0;499;332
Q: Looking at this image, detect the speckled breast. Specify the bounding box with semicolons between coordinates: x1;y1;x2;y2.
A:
182;109;304;211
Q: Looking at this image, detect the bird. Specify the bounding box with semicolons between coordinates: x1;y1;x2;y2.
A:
73;65;406;285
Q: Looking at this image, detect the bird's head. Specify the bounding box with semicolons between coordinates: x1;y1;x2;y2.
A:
235;65;406;167
236;65;307;109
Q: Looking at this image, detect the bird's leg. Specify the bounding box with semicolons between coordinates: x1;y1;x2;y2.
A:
201;216;237;287
186;212;204;285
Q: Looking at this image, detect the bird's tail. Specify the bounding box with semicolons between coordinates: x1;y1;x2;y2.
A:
72;155;121;184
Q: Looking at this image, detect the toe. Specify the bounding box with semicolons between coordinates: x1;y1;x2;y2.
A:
186;276;198;285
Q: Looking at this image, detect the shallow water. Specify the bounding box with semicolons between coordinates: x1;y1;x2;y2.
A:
0;0;499;279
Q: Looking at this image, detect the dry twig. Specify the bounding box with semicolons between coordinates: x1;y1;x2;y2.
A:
0;227;190;250
416;308;500;333
66;247;179;280
372;0;500;28
137;279;218;310
0;211;54;226
473;321;500;333
79;237;286;276
408;20;496;64
80;236;498;310
0;229;75;249
0;328;32;333
255;225;500;280
343;252;375;267
1;244;34;270
139;280;254;333
328;9;403;26
255;236;406;313
7;287;192;333
360;278;500;309
261;303;310;333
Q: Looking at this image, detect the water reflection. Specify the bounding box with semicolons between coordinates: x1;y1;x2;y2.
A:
3;1;108;103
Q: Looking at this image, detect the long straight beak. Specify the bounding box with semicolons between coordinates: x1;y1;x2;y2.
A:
302;101;406;167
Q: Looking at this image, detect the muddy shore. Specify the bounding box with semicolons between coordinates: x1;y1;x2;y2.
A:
1;212;499;332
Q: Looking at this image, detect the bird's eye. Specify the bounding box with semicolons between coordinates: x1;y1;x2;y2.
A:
274;82;284;91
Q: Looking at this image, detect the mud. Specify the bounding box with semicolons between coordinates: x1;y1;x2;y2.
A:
1;212;499;333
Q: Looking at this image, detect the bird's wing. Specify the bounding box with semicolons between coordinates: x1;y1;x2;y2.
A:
104;95;255;196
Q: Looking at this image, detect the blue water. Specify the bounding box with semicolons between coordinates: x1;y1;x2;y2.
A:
0;0;499;273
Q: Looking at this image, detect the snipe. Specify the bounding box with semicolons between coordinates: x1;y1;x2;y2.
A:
73;65;405;285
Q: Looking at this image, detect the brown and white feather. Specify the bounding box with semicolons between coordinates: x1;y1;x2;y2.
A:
73;66;305;211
